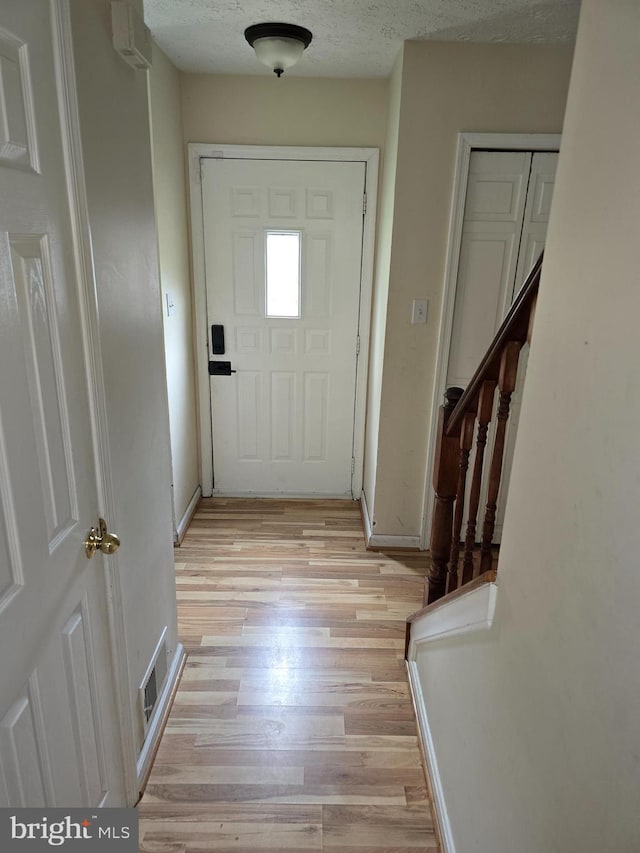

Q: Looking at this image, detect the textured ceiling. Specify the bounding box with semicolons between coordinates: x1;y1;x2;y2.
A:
143;0;580;78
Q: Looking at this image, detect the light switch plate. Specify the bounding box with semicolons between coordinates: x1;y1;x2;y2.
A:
411;298;428;324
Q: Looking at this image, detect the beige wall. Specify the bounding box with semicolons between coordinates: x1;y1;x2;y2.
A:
181;74;388;149
416;2;640;849
70;0;178;752
367;41;574;538
362;50;403;516
149;43;199;531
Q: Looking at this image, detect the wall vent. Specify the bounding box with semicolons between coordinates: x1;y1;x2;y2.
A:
139;627;168;732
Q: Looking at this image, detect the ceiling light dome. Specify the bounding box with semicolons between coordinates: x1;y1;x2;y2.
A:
244;22;313;77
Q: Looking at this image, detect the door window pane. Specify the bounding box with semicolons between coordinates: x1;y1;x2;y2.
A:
266;231;301;318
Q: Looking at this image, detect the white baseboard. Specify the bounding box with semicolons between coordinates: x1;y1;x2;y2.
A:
175;486;201;545
360;491;373;543
360;492;420;549
368;532;421;548
407;658;456;853
136;642;185;792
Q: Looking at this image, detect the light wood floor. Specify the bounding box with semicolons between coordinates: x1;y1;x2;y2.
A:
138;498;439;852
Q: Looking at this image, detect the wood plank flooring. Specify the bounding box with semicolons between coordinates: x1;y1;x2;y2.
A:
138;498;439;852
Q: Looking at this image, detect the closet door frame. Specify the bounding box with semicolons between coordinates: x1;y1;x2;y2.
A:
420;133;561;550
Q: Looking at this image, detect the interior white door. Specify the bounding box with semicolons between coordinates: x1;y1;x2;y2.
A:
445;149;558;542
446;150;532;389
0;0;125;806
201;158;366;496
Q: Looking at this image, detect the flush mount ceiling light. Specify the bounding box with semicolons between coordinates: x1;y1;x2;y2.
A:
244;22;313;77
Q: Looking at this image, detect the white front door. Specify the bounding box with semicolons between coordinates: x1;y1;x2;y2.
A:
201;158;366;496
0;0;125;806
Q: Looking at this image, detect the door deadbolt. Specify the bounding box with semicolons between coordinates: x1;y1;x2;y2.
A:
84;518;121;559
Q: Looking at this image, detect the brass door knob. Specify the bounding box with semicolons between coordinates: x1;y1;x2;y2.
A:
85;518;121;559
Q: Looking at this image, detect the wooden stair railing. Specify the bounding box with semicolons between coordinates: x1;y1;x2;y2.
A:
426;252;543;605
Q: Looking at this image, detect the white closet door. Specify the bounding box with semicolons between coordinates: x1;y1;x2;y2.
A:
446;151;531;389
513;152;559;298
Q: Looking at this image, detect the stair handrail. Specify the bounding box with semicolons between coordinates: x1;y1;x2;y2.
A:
425;252;543;605
445;252;543;436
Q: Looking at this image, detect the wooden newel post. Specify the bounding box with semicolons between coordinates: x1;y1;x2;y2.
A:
427;387;463;604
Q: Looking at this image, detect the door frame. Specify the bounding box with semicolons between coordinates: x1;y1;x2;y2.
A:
420;132;561;549
188;144;379;498
52;0;137;802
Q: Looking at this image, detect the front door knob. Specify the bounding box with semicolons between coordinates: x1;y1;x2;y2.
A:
85;518;121;559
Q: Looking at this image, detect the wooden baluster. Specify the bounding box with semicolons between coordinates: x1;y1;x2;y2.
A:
480;341;521;573
461;380;496;584
427;387;463;605
527;292;538;345
446;412;476;594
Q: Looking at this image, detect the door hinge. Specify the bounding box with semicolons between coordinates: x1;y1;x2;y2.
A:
351;457;356;475
362;192;367;216
356;335;361;356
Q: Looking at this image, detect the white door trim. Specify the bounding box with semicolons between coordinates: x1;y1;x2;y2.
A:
188;144;379;499
52;0;137;803
419;133;561;549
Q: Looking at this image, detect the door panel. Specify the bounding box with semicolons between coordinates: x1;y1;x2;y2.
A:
202;158;365;496
61;605;107;806
512;152;559;298
0;682;50;807
463;151;530;222
0;0;124;806
447;151;531;389
10;235;77;545
447;232;518;387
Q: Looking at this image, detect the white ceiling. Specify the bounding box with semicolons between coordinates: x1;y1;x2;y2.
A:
143;0;580;78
